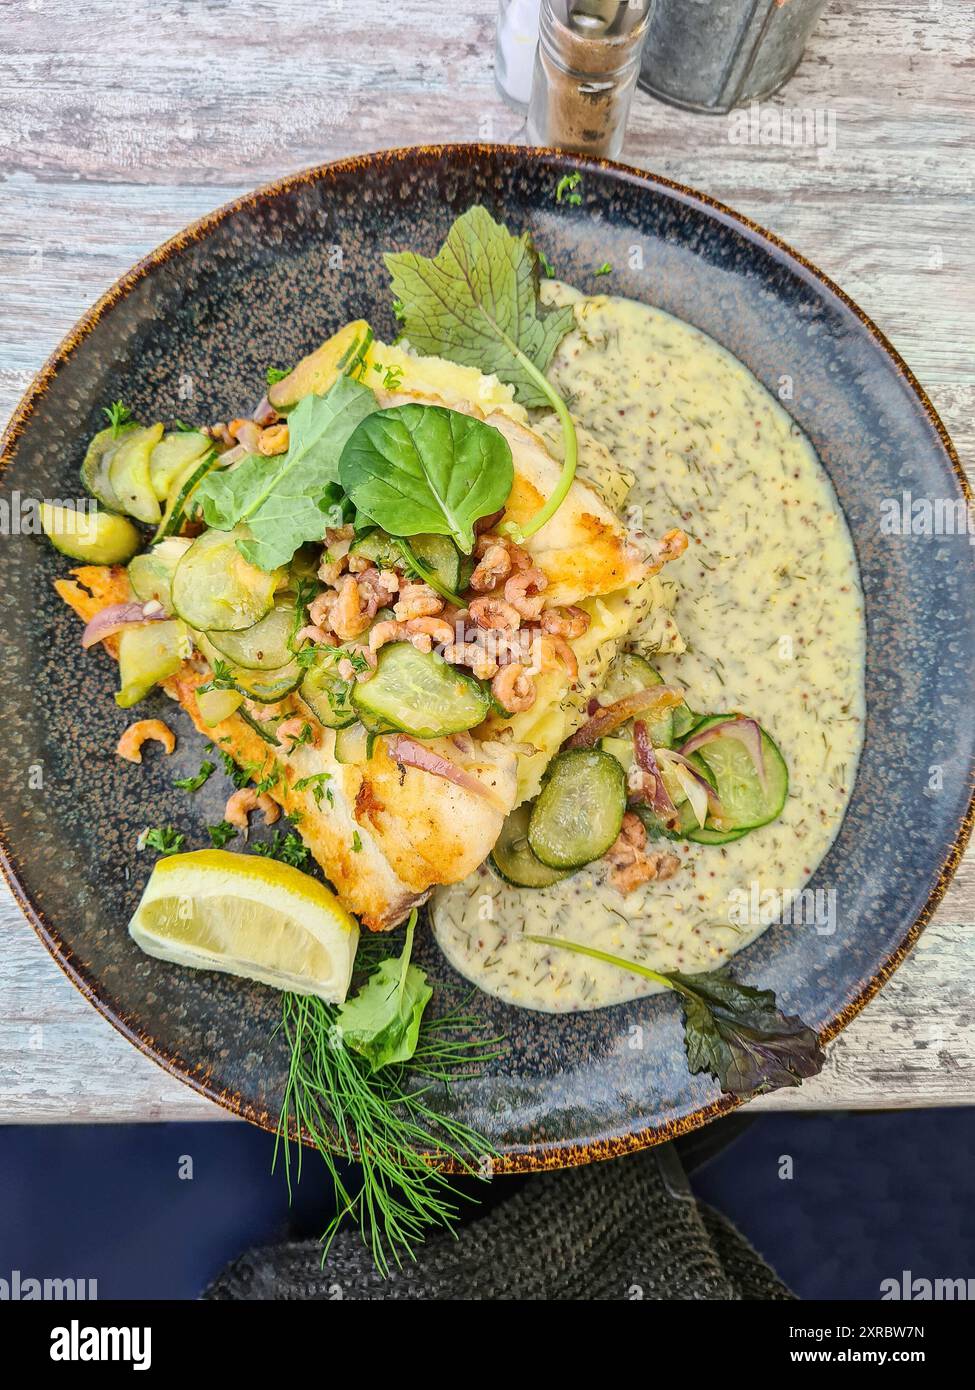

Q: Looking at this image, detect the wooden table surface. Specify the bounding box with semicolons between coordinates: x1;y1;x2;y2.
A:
1;0;973;1123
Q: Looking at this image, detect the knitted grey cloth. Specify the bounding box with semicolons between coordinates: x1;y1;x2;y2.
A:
203;1144;793;1301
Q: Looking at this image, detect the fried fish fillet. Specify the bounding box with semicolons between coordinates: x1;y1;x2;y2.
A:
56;565;518;931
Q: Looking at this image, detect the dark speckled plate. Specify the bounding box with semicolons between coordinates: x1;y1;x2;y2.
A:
2;145;972;1171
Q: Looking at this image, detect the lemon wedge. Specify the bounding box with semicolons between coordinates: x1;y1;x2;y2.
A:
129;850;359;1002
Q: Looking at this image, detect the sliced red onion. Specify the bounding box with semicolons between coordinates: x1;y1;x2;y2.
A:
566;686;684;750
657;748;725;827
631;721;679;822
680;717;767;793
81;601;167;650
386;733;500;804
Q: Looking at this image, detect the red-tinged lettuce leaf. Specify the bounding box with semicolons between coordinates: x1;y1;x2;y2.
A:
667;968;825;1097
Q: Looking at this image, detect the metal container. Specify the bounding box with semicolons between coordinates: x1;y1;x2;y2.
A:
638;0;829;115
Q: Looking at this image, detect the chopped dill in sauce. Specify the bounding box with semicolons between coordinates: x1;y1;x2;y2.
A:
432;285;865;1014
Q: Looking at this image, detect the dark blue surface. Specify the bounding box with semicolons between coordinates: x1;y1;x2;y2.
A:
0;1110;971;1300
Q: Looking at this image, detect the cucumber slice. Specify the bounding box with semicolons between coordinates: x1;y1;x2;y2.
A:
207;601;295;671
127;537;191;610
40;502;140;565
116;620;189;707
671;704;701;743
80;423;137;511
333;721;369;763
195;685;244;727
108;424;164;524
352;642;490;738
149;431;210;501
601;652;673;746
231;659;303;704
154;452;220;540
490;803;570;888
528;749;626;870
600;734;634;777
405;534;462;593
681;715;788;831
350;529;462;595
300;651;357;729
172;527;282;632
348;528;399;568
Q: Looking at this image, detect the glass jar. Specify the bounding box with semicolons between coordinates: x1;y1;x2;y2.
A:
495;0;542;112
527;0;652;158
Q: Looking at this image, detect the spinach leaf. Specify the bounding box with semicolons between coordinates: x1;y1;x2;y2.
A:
526;936;824;1098
385;206;574;408
338;403;513;554
196;375;377;571
385;205;577;541
336;911;432;1072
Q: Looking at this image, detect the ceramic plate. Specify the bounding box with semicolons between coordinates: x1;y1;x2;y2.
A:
2;145;972;1170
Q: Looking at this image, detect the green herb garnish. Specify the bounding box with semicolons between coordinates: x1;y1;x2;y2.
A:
266;366;291;388
218;748;256;790
594;262;612;277
384;206;576;541
275;953;501;1274
198;660;236;694
351;830;362;853
207;820;238;849
537;249;556;278
196;375;377;571
174;758;216;793
555;172;582;206
292;773;331;808
102;400;133;438
336;910;429;1070
141;825;185;857
527;936;824;1097
250;830;309;868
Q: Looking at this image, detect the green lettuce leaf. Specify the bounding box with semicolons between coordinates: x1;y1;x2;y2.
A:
196;375;378;571
336;911;432;1072
385;205;575;410
338;403;513;554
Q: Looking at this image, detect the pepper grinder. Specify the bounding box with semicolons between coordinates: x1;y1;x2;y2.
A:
527;0;652;158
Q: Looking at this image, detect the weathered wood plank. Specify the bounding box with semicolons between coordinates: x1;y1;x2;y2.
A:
1;0;973;1122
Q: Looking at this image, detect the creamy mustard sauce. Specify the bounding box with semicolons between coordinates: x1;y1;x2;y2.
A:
432;287;865;1012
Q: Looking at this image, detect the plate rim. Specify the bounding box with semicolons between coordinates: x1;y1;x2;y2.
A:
2;142;972;1173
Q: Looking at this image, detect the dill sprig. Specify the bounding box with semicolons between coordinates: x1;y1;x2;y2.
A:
273;987;502;1277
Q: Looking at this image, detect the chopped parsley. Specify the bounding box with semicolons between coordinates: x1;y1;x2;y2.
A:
537;249;556;279
351;830;362;853
207;820;238;849
594;262;612;277
174;759;216;793
555;172;582;206
266;366;291;387
141;825;185;857
250;831;310;869
283;722;314;751
254;765;280;795
294;771;332;808
219;748;256;790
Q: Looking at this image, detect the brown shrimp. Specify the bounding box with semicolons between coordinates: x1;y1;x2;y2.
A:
224;788;281;830
116;719;176;764
540;604;590;639
469;595;522;631
442;641;500;680
504;567;548;620
393;582;444;621
491;662;536;713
